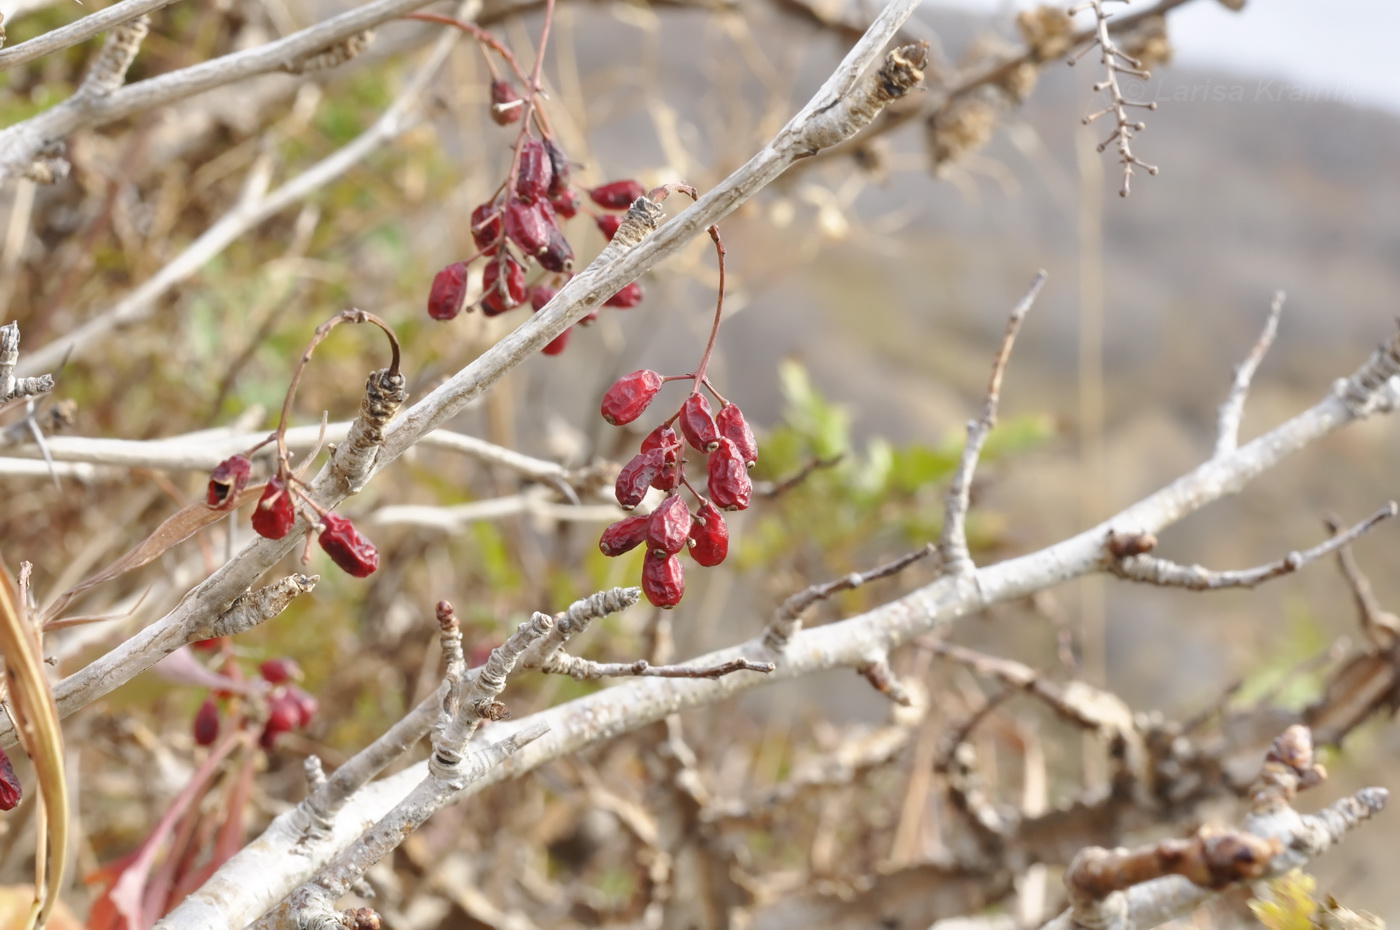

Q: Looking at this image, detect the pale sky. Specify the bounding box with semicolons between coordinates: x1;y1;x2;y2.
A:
926;0;1400;115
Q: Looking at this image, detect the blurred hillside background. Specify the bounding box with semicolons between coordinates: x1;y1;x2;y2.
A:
1;0;1397;923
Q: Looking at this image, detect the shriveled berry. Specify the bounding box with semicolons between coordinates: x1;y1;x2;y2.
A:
650;462;680;492
481;255;527;316
595;214;623;241
549;188;580;219
489;79;523;125
616;448;665;508
642;555;685;608
504;197;552;257
471;203;503;253
516;139;551;203
647;495;692;556
542;325;572;356
0;747;21;811
545;138;572;195
260;692;300;750
252;476;296;539
286;686;320;728
599;514;649;556
193;696;220;747
207;454;252;509
689;502;730;566
530;284;557;311
539;225;574;273
589;179;646;210
427;261;470;321
259;658;301;684
604;281;643;309
601;369;663;426
679;393;720;452
707;437;753;510
641;425;682;462
716;403;758;467
319;513;379;577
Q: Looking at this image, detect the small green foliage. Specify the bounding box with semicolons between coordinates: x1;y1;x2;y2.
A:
1250;870;1318;930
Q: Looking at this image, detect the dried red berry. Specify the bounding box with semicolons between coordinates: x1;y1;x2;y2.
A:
516;139;551;203
427;261;470;321
545;138;572;195
481;255;527;316
252;476;296;539
0;747;22;810
504;197;552;257
259;658;301;684
192;637;226;652
207;454;252;509
286;685;320;728
595;214;623;241
679;393;720;452
530;284;557;311
260;691;300;750
601;369;664;426
318;513;379;577
471;203;503;254
599;514;649;556
542;325;572;356
539;225;574;273
650;462;680;492
549;188;581;219
647;495;692;556
589;179;646;210
604;281;644;309
489;79;523;125
716;403;758;467
193;696;220;747
641;425;682;462
616;448;665;509
707;437;753;511
642;554;685;608
689;502;730;566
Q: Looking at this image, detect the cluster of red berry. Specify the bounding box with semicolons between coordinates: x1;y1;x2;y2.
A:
207;453;378;577
190;651;319;751
425;87;646;354
598;372;757;608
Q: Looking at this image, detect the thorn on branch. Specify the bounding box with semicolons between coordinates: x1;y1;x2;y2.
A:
940;271;1046;575
1106;504;1397;591
856;656;913;706
763;543;938;650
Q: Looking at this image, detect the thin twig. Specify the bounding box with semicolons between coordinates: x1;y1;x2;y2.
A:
538;654;775;681
1072;0;1160;196
1324;514;1400;650
1215;292;1284;459
1108;503;1398;591
940;271;1046;574
0;0;178;72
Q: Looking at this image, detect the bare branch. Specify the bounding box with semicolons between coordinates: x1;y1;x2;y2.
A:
1072;0;1160;196
0;0;178;72
0;323;54;404
1325;513;1400;649
1108;503;1397;591
1215;292;1284;458
940;270;1046;574
538;654;775;681
856;656;914;706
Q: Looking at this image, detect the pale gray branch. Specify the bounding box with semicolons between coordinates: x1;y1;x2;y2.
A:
1215;291;1284;458
0;0;179;72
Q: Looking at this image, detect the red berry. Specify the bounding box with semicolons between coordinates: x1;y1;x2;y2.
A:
641;425;682;462
542;325;572;356
192;637;226;652
600;369;664;426
504;197;552;257
481;255;527;315
595;214;623;241
650;462;680;491
642;554;685;608
549;188;580;219
679;393;719;452
0;748;20;810
516;139;551;203
646;495;692;556
707;437;753;511
689;502;729;566
193;697;220;747
604;281;643;309
616;449;665;509
538;225;574;273
207;454;252;509
427;261;470;321
252;476;296;539
489;80;523;125
471;202;502;253
318;513;379;577
286;685;320;729
599;514;649;556
260;692;300;750
545;139;572;195
589;179;645;210
259;658;301;684
716;403;758;467
530;284;557;311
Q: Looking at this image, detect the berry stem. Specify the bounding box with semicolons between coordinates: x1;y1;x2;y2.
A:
689;224;726;389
